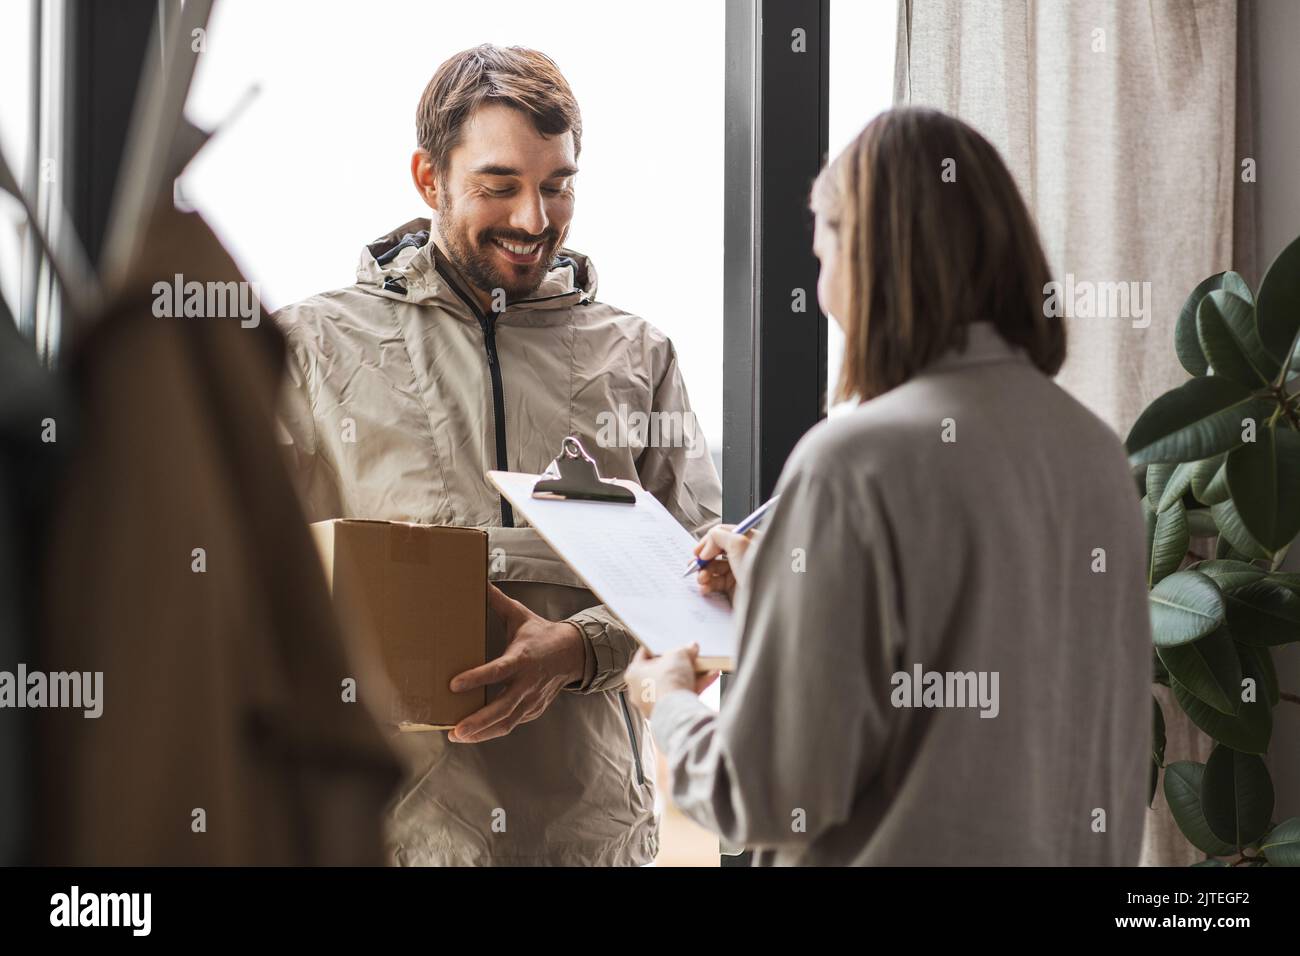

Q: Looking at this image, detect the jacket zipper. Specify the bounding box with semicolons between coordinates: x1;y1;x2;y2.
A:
435;263;514;527
430;260;642;787
619;690;646;788
512;289;581;305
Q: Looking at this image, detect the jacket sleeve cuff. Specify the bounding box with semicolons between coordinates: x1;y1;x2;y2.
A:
570;621;596;690
563;606;636;694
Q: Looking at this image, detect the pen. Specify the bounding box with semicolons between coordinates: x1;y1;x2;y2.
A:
682;495;782;576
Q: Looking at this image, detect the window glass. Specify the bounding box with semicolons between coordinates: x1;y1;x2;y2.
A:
183;0;725;459
0;0;33;321
826;0;897;413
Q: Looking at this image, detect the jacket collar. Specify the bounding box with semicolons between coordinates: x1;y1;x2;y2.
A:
355;217;597;317
924;321;1030;374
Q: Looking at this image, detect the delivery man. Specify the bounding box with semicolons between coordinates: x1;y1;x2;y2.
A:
273;43;721;865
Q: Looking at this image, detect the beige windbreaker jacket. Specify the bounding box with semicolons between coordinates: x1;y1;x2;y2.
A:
273;218;721;865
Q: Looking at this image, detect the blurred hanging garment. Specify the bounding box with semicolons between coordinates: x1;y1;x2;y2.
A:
34;203;401;865
0;311;73;865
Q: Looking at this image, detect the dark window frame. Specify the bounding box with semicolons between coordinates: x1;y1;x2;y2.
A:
721;0;830;865
724;0;829;517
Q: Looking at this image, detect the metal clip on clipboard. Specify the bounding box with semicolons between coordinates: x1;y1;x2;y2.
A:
532;437;636;504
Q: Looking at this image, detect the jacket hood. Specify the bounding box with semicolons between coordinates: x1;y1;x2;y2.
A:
355;217;598;314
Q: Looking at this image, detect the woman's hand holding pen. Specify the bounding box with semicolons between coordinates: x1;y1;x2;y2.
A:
624;523;757;719
694;524;761;600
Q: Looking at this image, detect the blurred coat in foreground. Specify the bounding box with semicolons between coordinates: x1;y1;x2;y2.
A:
36;206;401;865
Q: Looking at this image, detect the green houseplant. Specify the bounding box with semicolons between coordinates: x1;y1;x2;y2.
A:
1126;234;1300;866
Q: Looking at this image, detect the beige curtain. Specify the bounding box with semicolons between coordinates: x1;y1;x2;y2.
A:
896;0;1252;433
894;0;1255;866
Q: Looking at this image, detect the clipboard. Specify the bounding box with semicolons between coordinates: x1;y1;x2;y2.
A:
531;436;635;503
488;438;735;671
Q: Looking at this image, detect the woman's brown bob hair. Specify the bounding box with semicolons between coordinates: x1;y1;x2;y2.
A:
811;107;1064;402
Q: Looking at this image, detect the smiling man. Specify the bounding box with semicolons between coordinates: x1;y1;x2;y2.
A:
273;44;720;866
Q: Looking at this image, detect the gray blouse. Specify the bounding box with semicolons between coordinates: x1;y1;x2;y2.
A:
650;322;1152;865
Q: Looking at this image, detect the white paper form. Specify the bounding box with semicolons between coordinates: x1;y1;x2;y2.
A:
488;471;736;670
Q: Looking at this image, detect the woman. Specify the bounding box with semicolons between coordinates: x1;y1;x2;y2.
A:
625;108;1152;866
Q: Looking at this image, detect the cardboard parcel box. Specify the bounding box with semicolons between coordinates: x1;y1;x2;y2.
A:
311;520;487;730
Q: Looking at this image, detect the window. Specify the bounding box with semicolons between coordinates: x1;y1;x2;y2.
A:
826;0;897;413
0;0;34;326
182;0;725;463
185;11;729;865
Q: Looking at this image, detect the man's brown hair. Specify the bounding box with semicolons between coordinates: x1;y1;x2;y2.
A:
416;44;582;173
811;107;1064;403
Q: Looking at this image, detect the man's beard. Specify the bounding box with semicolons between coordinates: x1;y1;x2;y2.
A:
436;192;564;303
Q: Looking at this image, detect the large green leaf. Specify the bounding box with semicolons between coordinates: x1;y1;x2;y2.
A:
1201;745;1274;849
1153;649;1169;685
1256;234;1300;371
1197;291;1275;386
1158;460;1200;511
1150;570;1225;647
1141;495;1156;570
1237;643;1279;707
1188;455;1227;501
1197;458;1232;505
1195;559;1266;592
1149;696;1166;808
1172;675;1272;754
1186;508;1218;538
1149;502;1189;586
1268;572;1300;597
1126;377;1270;466
1215;537;1257;562
1145;463;1177;510
1163;761;1237;856
1222;271;1255;307
1152;696;1167;764
1174;273;1253;378
1176;273;1226;377
1260;818;1300;867
1157;628;1241;715
1225;424;1300;551
1224;580;1300;646
1211;497;1272;560
1190;455;1227;502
